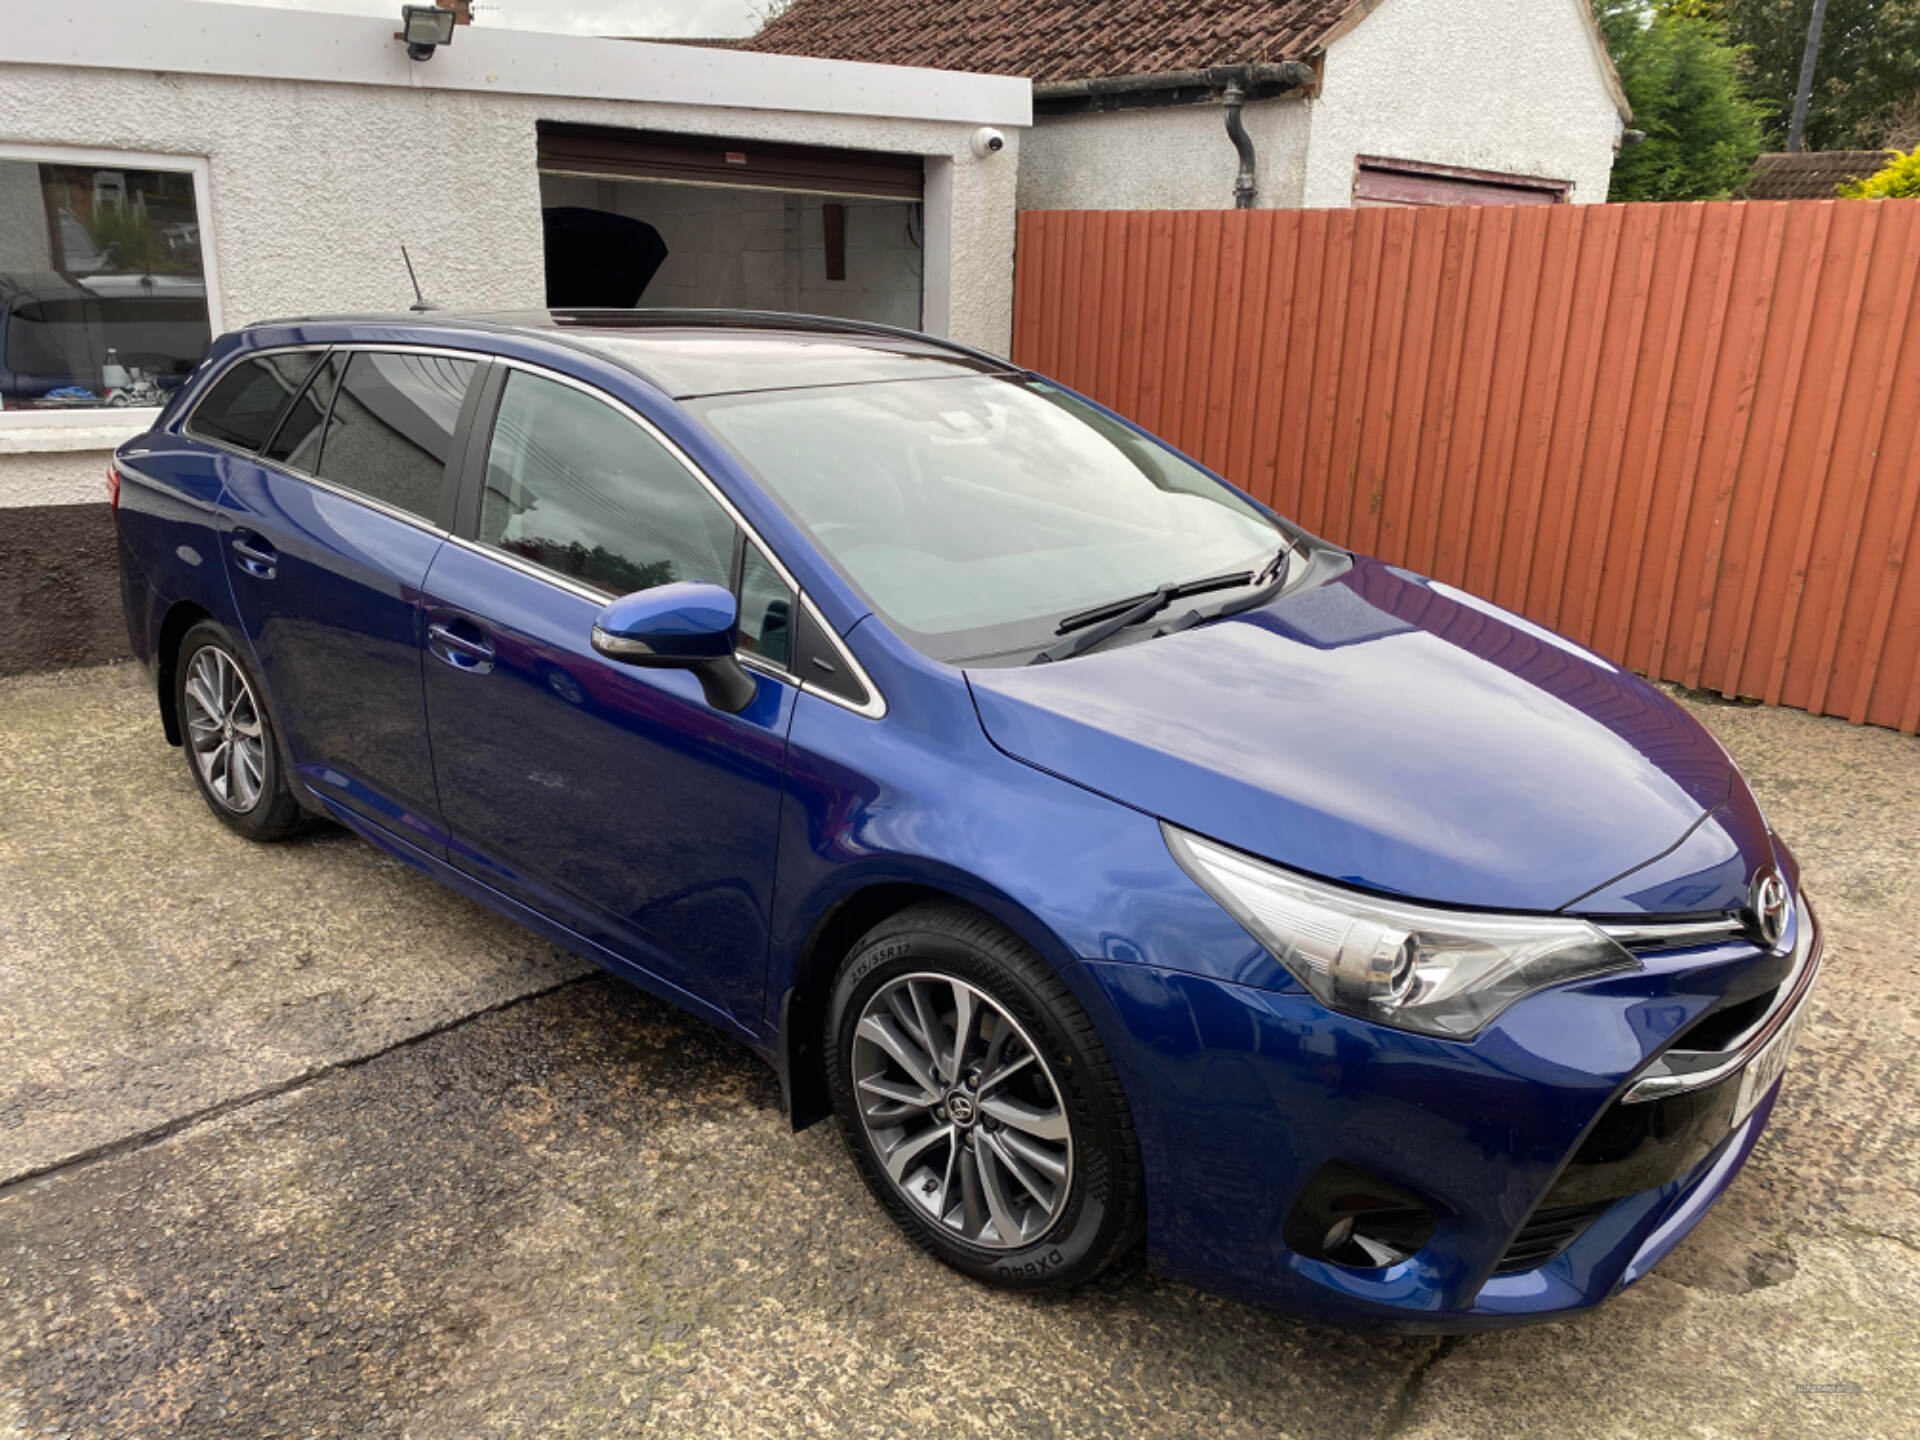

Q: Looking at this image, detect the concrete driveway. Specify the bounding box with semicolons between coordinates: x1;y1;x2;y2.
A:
3;662;1916;1439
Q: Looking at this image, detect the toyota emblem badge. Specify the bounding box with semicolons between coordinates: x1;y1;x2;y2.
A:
1748;868;1790;947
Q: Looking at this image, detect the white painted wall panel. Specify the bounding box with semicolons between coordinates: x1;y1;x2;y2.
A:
1018;101;1312;211
1;0;1032;127
1303;0;1623;207
0;63;1017;348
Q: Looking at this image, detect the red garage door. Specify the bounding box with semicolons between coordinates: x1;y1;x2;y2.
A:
1353;156;1571;207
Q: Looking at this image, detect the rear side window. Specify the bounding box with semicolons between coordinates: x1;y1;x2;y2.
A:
312;350;478;524
186;352;322;452
264;351;343;470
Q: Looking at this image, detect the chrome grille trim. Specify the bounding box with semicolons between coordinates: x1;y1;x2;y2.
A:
1621;904;1819;1104
1598;916;1747;950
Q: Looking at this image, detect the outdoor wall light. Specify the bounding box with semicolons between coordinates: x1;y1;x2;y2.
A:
401;5;457;61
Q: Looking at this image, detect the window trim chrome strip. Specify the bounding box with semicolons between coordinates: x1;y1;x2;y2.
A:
798;593;887;720
445;533;603;603
182;342;499;541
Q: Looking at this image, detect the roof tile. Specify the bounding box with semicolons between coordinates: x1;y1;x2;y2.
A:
737;0;1360;82
1744;151;1894;200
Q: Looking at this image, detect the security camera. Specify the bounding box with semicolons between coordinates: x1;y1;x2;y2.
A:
971;127;1007;159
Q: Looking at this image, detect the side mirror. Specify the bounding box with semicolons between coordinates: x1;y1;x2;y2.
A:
590;581;758;713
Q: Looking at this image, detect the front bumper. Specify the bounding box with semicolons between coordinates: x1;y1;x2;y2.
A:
1075;901;1820;1331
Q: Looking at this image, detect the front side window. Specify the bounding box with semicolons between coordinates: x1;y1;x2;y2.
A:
312;351;477;524
692;375;1283;663
478;370;736;597
186;352;321;452
0;152;213;412
737;542;795;670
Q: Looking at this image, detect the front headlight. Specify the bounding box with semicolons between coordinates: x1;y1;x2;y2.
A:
1163;824;1639;1038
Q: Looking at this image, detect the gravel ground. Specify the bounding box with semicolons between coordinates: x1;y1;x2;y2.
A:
2;662;1916;1439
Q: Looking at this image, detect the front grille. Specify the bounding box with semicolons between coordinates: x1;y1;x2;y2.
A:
1671;985;1778;1053
1492;1201;1614;1276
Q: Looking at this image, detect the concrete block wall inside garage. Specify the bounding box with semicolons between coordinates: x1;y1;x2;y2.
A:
540;177;924;329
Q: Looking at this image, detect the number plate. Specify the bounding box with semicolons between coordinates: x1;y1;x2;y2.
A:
1730;1002;1807;1130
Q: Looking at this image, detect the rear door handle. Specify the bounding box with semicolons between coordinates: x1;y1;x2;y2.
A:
427;618;496;675
231;531;278;579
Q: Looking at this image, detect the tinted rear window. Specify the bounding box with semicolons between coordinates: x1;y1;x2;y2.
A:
264;351;342;470
186;352;323;452
312;350;477;524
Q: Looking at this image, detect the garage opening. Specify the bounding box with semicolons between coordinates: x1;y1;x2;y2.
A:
536;122;925;328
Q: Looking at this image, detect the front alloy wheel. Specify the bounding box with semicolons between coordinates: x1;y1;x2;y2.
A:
851;972;1073;1250
826;903;1144;1291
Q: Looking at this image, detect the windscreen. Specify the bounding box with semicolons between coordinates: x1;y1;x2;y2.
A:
693;375;1282;663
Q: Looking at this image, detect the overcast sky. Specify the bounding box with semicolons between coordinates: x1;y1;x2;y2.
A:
233;0;765;39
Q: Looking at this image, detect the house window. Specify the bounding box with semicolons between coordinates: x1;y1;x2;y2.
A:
1353;156;1571;208
0;145;219;419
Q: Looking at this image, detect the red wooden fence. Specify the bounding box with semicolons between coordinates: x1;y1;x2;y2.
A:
1011;201;1920;733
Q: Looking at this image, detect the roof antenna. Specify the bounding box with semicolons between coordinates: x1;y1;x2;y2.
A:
401;245;436;313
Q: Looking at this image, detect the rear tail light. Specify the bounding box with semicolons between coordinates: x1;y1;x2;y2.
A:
107;464;121;514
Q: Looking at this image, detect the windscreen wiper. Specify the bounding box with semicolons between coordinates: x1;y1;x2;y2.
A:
1156;537;1303;638
1031;569;1255;665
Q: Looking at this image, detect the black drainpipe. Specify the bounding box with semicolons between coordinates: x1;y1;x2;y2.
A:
1219;73;1258;209
1033;61;1312;210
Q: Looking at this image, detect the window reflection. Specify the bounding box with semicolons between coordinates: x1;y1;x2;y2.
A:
186;352;321;453
266;352;344;470
479;370;736;596
0;158;211;410
313;351;475;523
738;543;794;669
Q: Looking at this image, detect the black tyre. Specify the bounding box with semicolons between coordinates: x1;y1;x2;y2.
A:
826;902;1145;1290
174;621;304;841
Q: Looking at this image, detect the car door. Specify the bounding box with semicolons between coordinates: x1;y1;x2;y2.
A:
420;363;800;1030
217;345;483;847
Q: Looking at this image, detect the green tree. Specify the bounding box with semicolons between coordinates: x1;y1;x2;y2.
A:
1842;145;1920;193
1601;7;1769;199
1670;0;1920;150
1595;0;1652;48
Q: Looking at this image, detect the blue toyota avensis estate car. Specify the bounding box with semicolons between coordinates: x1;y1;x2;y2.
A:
112;311;1819;1330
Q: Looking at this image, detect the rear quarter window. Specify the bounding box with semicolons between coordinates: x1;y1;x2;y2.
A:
185;352;323;452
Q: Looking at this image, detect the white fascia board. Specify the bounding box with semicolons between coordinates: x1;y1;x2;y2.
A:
0;0;1034;128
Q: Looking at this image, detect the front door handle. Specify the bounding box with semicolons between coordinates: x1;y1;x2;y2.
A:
427;618;496;675
231;530;278;579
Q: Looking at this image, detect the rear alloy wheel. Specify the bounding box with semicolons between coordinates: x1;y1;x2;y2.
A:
183;643;268;813
175;621;304;841
827;903;1144;1290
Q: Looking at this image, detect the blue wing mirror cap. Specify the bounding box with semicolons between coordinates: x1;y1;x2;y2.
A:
591;581;757;714
592;581;739;665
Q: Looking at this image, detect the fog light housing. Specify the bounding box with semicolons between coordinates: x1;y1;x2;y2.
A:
1282;1162;1440;1270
